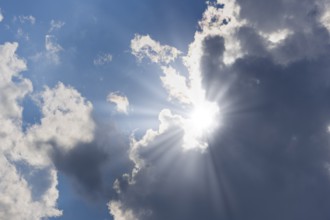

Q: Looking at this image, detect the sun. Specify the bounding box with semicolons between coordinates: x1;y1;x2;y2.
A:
189;101;220;134
183;100;220;149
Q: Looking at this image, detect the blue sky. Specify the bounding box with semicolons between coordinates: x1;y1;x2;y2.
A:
1;0;330;219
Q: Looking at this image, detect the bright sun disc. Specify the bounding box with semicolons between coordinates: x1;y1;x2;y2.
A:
188;101;220;137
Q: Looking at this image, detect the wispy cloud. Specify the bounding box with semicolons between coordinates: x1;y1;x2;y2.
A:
45;35;63;64
17;15;36;24
16;28;30;41
93;53;113;66
49;20;65;33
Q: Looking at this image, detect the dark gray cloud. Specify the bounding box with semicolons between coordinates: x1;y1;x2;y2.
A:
201;35;225;99
236;0;321;31
52;141;108;199
51;119;133;201
109;0;330;219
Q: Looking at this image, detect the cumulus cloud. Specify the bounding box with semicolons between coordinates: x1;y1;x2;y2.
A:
26;83;95;154
0;158;62;219
107;92;130;114
0;41;97;219
0;42;61;219
109;0;330;219
94;53;113;66
0;42;31;119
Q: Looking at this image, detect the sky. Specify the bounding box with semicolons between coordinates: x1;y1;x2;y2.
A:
1;0;330;219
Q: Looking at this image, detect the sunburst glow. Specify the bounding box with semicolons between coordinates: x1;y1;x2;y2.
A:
183;100;221;150
190;101;220;134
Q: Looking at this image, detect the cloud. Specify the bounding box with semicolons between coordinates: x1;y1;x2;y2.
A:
131;34;181;64
16;28;30;41
51;139;109;199
0;159;62;219
107;92;130;114
94;53;113;66
160;66;191;104
45;35;63;64
17;15;36;25
51;117;132;201
0;42;31;119
130;35;202;105
49;19;65;33
0;9;3;22
320;2;330;32
132;35;193;104
0;42;61;219
0;41;98;219
109;108;221;220
108;201;138;220
109;0;330;219
3;0;330;219
26;82;95;154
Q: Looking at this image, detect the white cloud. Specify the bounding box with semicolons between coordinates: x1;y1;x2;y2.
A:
17;15;36;24
0;42;62;219
107;92;129;114
0;42;31;120
0;41;95;219
0;156;62;219
26;82;95;155
160;66;191;104
93;53;113;66
49;20;65;33
131;34;181;64
130;34;202;106
108;201;138;220
45;35;63;64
